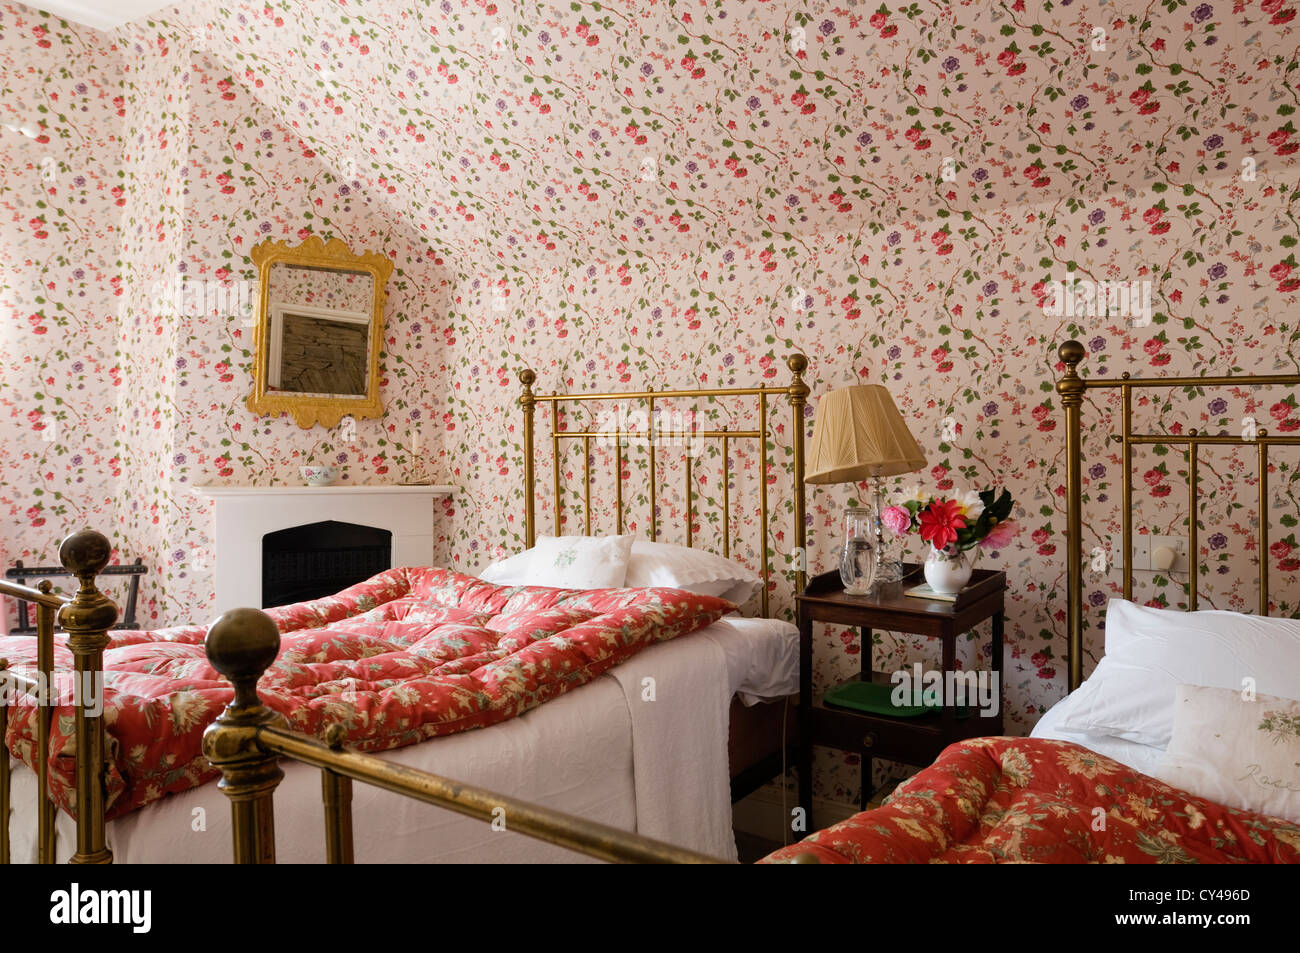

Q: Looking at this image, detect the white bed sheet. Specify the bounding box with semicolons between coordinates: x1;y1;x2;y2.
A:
1030;688;1167;778
7;614;797;863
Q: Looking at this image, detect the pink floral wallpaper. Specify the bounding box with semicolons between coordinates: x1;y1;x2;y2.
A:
4;0;1300;805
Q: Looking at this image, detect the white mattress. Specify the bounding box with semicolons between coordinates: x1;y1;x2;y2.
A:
7;613;797;863
1030;688;1167;777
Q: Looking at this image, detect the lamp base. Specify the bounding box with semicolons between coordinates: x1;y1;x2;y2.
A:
873;557;904;583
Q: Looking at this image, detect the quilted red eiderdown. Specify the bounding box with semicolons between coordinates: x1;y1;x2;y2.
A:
762;737;1300;863
1;568;732;819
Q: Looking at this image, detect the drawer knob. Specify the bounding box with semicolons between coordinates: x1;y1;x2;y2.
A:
862;731;878;749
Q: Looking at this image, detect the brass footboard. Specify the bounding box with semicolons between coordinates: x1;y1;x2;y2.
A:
201;607;730;864
0;529;118;864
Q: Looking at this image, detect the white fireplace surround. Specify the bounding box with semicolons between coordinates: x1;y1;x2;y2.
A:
195;484;455;610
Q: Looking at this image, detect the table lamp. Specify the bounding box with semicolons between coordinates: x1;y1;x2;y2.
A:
806;385;927;588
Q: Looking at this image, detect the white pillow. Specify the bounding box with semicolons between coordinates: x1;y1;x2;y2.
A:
624;540;761;605
515;534;634;589
1154;685;1300;824
1056;599;1300;747
477;547;535;585
478;537;760;604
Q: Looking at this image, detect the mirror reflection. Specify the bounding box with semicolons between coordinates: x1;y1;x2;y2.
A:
266;263;375;397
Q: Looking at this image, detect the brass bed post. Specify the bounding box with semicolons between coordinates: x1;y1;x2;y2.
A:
1188;441;1199;610
1121;383;1133;601
648;390;657;542
615;425;624;533
685;450;694;548
1056;342;1087;692
35;583;56;863
519;369;537;548
552;400;562;537
202;607;285;864
1258;438;1270;614
788;355;810;598
57;530;119;865
759;388;770;617
721;427;731;559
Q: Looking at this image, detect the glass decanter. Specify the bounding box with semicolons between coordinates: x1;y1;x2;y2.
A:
839;506;877;595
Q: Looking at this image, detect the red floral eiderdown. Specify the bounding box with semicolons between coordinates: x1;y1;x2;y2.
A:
1;568;731;819
762;737;1300;864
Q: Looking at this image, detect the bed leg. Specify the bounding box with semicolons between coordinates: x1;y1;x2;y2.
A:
320;724;354;863
58;530;118;865
202;607;285;864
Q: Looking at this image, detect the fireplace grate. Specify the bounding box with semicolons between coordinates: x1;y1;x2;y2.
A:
262;520;392;608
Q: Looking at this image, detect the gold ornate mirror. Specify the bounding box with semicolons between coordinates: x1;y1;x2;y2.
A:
246;235;394;428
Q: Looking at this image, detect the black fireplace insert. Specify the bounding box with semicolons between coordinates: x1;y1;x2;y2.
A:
262;520;392;608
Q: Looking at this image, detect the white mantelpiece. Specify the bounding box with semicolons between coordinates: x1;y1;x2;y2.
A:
194;484;455;610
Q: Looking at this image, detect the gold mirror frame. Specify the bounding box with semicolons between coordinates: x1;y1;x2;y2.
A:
246;235;394;429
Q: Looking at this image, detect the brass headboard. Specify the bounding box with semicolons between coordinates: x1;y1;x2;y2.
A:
1056;340;1300;690
516;355;811;617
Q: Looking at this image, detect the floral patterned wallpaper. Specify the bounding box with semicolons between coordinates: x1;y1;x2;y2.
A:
5;0;1300;805
1;5;125;602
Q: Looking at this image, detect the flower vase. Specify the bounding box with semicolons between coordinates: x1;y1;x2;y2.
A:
924;545;975;595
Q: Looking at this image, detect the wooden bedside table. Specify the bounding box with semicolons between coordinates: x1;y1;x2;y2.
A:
796;565;1007;831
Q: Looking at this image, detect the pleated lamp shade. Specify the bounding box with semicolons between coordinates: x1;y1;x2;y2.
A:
805;385;926;484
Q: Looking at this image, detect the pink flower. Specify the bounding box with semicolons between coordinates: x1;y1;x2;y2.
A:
980;519;1021;549
881;505;912;535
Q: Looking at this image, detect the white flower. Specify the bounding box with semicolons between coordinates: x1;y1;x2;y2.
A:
959;490;985;520
898;484;929;505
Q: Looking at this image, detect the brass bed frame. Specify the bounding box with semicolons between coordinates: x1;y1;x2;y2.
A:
1056;340;1300;690
1;356;813;864
517;354;811;614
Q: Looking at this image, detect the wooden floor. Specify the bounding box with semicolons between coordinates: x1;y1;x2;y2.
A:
733;772;915;863
735;830;784;864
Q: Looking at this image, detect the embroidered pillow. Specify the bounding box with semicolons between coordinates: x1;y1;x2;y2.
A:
1154;684;1300;824
524;534;635;589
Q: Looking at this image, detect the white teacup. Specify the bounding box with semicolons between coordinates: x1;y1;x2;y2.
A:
299;465;341;487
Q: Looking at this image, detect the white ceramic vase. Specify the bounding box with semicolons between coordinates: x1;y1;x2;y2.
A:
924;545;975;594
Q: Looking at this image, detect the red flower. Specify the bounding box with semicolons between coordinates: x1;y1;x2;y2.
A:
1270;540;1292;559
1143;337;1163;356
918;499;967;550
997;49;1017;67
869;12;887;28
1142;207;1163;224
